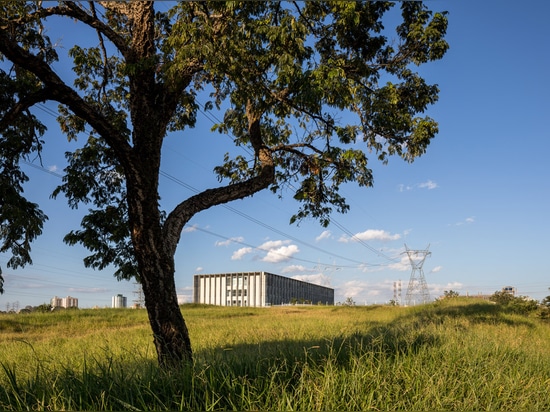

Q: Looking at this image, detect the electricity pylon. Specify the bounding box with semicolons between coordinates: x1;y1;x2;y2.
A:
404;244;431;306
133;281;145;308
393;280;402;305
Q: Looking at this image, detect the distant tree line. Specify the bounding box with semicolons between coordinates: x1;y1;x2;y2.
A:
0;303;80;314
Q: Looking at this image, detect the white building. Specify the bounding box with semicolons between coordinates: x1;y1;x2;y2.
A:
51;295;78;309
502;286;517;296
112;294;127;308
193;271;334;307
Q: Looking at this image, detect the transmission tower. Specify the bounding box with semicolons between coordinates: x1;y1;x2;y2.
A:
132;281;145;308
393;280;402;305
404;244;431;306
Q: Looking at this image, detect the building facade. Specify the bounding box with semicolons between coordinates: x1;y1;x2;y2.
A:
193;271;334;307
51;295;78;309
502;286;517;296
112;294;127;308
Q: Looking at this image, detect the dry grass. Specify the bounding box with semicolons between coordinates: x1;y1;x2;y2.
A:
1;299;550;410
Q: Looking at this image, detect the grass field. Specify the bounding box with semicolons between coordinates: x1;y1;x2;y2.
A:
1;299;549;410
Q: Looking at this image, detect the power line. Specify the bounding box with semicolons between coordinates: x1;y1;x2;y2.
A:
31;2;416;267
160;171;379;268
20;117;376;270
21;155;389;271
24;30;400;271
330;219;400;263
21;159;64;178
189;99;397;264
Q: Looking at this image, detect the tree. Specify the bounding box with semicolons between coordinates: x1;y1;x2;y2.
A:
443;290;460;299
344;297;356;306
0;1;448;368
490;290;538;315
35;302;52;312
489;290;515;305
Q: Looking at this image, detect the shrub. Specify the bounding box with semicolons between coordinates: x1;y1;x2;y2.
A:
490;291;539;315
35;303;52;313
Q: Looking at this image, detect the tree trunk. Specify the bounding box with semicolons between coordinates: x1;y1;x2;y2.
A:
140;257;193;368
126;171;193;368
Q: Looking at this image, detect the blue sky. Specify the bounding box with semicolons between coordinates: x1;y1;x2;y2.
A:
1;1;549;309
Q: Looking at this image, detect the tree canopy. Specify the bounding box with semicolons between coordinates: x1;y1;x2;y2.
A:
0;1;448;365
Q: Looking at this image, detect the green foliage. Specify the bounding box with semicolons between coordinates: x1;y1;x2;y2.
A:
443;290;460;298
536;289;550;319
0;1;448;289
0;60;49;292
489;291;539;315
541;288;550;307
489;290;513;305
34;303;52;312
175;1;448;224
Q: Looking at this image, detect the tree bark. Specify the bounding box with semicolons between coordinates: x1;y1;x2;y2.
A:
127;185;193;367
140;254;192;367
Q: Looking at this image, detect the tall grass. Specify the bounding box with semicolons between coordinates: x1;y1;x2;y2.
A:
1;299;549;410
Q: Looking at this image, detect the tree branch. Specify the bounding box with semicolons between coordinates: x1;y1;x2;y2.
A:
3;3;131;59
163;101;275;256
162;168;274;257
0;87;51;132
0;29;133;166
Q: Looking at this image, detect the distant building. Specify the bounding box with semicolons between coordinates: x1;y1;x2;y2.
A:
112;294;127;308
51;296;78;309
193;271;334;307
502;286;517;296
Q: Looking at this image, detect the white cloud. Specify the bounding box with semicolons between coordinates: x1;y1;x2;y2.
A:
177;294;192;304
418;180;438;190
337;280;391;302
182;225;198;233
430;265;443;273
338;280;369;299
429;282;464;297
215;236;244;247
388;256;411;272
262;244;300;263
453;216;475;226
334;278;477;304
357;263;380;273
48;165;58;173
399;180;438;192
339;229;400;243
178;286;193;304
258;239;288;251
230;239;300;263
195;266;203;273
282;265;308;274
231;247;253;260
315;230;332;242
291;273;332;287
